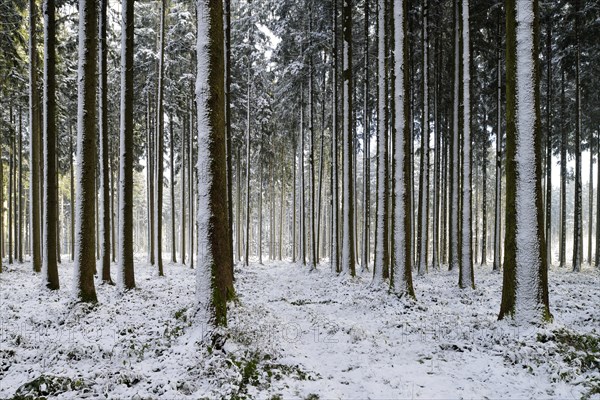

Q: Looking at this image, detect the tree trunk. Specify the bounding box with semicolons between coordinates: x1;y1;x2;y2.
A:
417;0;430;275
498;0;550;321
331;0;339;273
391;0;414;298
244;66;251;266
155;0;167;276
362;0;370;272
74;0;99;302
559;70;566;269
29;0;42;273
341;0;355;276
459;0;473;289
572;0;582;272
170;117;177;263
181;114;187;264
195;0;228;331
545;21;552;267
42;0;59;289
99;0;112;284
224;0;234;282
449;0;460;272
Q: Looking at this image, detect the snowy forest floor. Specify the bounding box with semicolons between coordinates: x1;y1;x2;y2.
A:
1;259;599;399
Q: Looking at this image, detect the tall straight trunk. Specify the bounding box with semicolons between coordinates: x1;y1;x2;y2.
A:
309;59;317;270
29;0;42;273
9;110;14;265
292;137;297;263
170;117;177;263
331;0;339;272
110;159;116;262
417;0;430;275
572;0;582;272
559;70;566;268
596;126;600;268
74;0;99;302
299;84;306;266
18;107;24;263
99;0;112;284
42;0;59;289
374;0;388;283
189;93;195;269
181;114;187;264
70;124;74;261
155;0;167;276
481;114;488;265
147;95;155;264
244;67;251;266
362;0;370;271
341;0;356;276
279;157;284;260
449;0;460;271
545;21;552;267
432;31;440;271
459;0;473;289
258;156;263;264
195;0;228;330
0;133;3;272
316;81;326;262
236;146;241;261
588;138;593;264
498;0;550;321
391;0;415;298
224;0;234;279
493;9;503;272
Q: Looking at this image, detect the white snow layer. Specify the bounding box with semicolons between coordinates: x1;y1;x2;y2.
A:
1;261;598;399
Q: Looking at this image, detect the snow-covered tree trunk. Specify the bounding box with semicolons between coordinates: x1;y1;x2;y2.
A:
572;0;582;273
373;0;388;284
170;118;176;264
544;22;552;268
181;116;186;264
299;83;306;266
559;71;566;269
362;0;370;272
18;109;24;263
73;0;98;303
244;65;251;266
29;0;42;274
341;0;356;276
417;0;430;276
99;0;112;284
42;0;59;290
117;0;135;290
331;0;339;273
195;0;228;331
498;0;551;322
449;0;460;272
493;10;502;272
596;130;600;268
224;0;234;280
154;0;167;277
459;0;474;289
391;0;415;299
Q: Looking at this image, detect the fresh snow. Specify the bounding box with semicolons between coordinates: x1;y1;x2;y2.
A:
1;260;599;399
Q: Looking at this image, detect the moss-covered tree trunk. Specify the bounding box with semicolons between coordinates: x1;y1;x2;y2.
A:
195;0;229;332
118;0;135;290
29;0;42;274
73;0;98;303
391;0;415;299
42;0;59;290
498;0;550;322
99;0;112;284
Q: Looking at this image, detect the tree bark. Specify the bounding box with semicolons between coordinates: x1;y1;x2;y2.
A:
73;0;99;302
155;0;167;276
